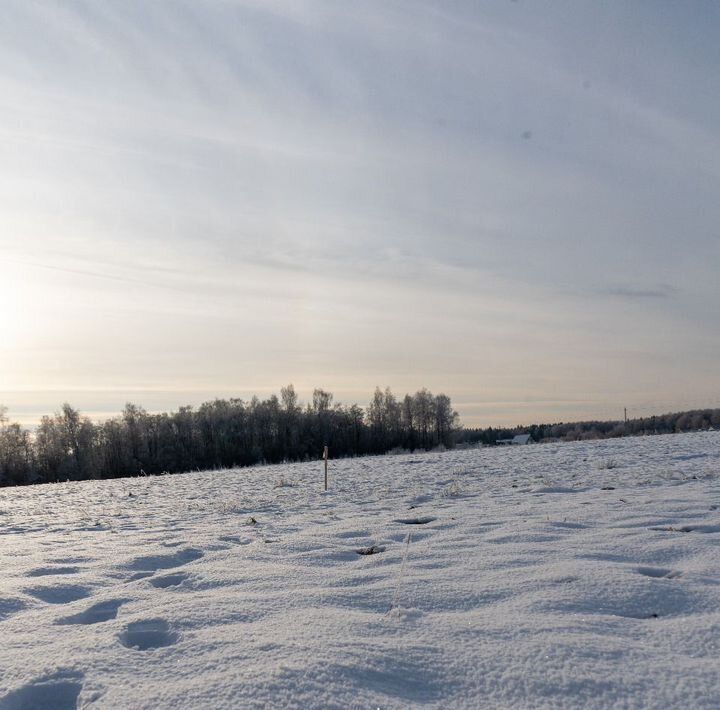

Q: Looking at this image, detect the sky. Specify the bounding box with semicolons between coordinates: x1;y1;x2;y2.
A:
1;0;719;428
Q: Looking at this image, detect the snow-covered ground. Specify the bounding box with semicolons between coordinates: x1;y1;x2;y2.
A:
1;431;719;709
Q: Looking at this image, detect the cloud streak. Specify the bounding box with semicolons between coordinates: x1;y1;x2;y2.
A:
602;285;677;300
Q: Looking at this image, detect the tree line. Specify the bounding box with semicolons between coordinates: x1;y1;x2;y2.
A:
0;386;459;487
457;407;720;446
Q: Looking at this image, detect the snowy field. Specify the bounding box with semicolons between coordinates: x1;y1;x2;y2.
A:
1;431;719;709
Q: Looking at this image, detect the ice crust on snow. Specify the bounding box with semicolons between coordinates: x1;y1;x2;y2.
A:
0;430;719;708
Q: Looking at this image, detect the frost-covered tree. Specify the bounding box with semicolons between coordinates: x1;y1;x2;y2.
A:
0;388;466;487
0;407;33;486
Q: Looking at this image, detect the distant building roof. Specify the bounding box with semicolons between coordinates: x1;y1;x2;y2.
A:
497;434;534;445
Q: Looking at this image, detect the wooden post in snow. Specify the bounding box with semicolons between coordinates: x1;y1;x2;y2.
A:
323;446;329;491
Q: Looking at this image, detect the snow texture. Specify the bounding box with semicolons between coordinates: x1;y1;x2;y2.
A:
1;431;719;708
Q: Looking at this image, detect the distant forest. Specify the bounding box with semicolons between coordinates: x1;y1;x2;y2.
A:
458;408;720;446
1;391;718;488
0;386;458;487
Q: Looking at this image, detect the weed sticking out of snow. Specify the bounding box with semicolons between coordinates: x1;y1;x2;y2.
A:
388;532;413;614
273;476;294;489
356;545;385;556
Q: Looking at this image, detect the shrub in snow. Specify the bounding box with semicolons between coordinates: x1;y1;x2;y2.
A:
273;476;294;488
441;480;462;498
597;458;620;470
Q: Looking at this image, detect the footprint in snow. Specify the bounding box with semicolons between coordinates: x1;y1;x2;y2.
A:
148;572;190;589
333;530;369;540
218;535;253;545
487;533;562;544
118;618;178;650
122;548;204;575
126;571;156;582
0;597;27;622
0;670;84;710
56;598;127;625
636;567;683;579
650;524;720;534
677;524;720;533
24;585;92;605
394;516;436;525
26;566;80;578
549;521;588;530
